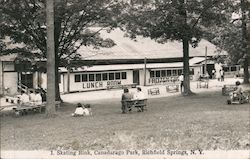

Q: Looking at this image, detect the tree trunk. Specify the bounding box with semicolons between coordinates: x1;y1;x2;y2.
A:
182;37;193;95
46;0;56;117
241;0;249;84
179;0;194;95
54;0;64;101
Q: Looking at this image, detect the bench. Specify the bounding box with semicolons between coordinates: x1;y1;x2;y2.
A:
12;101;61;116
197;79;209;88
107;83;137;90
0;105;17;112
148;87;160;95
222;85;237;96
13;103;46;116
121;99;147;113
166;84;179;93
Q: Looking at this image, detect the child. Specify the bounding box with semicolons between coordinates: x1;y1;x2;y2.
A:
72;103;91;117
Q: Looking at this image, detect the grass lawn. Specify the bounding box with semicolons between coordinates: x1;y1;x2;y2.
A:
0;90;249;151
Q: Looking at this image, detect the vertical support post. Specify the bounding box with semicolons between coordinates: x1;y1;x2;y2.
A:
205;46;207;75
67;60;70;93
46;0;56;115
0;61;3;95
143;57;147;86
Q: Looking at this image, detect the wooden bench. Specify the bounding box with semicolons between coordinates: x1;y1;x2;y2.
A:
166;84;179;93
12;101;61;116
222;85;237;96
148;87;160;95
121;99;147;113
0;105;17;112
197;79;209;88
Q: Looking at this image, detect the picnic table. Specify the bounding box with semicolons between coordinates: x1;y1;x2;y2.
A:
197;76;209;88
0;105;17;112
148;87;160;95
121;99;147;113
166;83;179;93
12;101;61;116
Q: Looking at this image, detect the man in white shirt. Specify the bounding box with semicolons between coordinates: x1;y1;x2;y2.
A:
29;90;36;103
34;90;42;105
19;91;29;105
178;74;184;92
133;87;146;100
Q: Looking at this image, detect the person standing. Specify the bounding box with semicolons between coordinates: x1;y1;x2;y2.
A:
220;69;225;81
216;70;221;81
178;74;184;92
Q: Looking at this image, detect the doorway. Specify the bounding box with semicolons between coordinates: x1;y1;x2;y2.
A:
21;73;33;88
133;70;140;85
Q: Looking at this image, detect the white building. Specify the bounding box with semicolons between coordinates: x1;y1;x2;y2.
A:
0;29;229;95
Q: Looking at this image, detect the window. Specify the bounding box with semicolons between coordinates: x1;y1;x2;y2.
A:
102;73;108;80
115;72;120;80
178;69;182;75
89;74;95;81
161;70;166;77
75;74;81;82
96;74;102;81
82;74;88;82
156;70;161;77
231;66;236;71
150;71;155;78
172;70;177;76
189;69;194;75
121;72;127;79
167;70;171;76
109;73;114;80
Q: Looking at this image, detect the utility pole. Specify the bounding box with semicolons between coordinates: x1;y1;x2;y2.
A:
46;0;56;116
205;46;207;75
143;57;147;86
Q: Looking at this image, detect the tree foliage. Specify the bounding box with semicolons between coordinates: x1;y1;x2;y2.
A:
0;0;121;63
121;0;230;94
0;0;122;100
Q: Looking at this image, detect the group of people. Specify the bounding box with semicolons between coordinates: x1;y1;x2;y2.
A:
19;90;43;106
121;87;146;113
72;103;92;117
213;69;225;81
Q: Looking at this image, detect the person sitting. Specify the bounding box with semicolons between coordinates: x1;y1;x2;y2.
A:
84;104;92;116
19;91;30;105
72;103;91;117
121;88;133;113
133;87;146;112
29;90;36;104
133;87;146;100
34;90;42;105
231;81;243;100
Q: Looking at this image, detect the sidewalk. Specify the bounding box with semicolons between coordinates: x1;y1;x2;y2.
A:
0;77;246;109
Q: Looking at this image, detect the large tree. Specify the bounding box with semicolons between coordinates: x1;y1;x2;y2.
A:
204;0;250;83
0;0;121;102
121;0;230;95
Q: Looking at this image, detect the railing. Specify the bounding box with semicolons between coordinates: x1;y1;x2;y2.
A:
17;82;28;93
